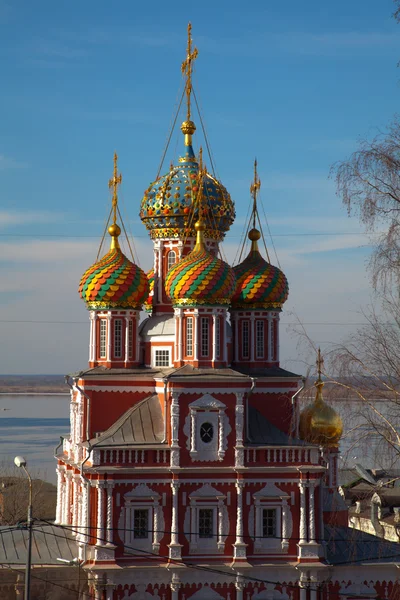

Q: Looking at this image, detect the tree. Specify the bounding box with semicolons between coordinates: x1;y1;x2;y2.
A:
331;118;400;291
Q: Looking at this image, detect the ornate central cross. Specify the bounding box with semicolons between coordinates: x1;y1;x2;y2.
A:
181;22;198;121
109;152;122;225
250;159;261;228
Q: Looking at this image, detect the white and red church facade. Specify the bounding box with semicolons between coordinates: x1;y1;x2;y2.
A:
54;25;400;600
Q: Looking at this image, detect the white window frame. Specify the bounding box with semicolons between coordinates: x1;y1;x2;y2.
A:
186;317;193;356
167;250;177;271
114;318;122;359
262;507;277;538
256;320;264;359
119;484;163;553
187;484;227;554
201;317;209;357
242;320;249;359
99;319;107;359
254;501;282;552
154;349;171;367
133;507;150;540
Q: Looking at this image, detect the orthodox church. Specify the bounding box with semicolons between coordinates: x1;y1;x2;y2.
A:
55;24;400;600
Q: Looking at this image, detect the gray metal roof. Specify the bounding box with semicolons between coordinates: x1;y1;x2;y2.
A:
90;394;164;447
325;525;400;564
0;524;77;566
247;405;305;446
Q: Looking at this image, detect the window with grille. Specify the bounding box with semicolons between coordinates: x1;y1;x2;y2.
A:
242;321;249;358
186;317;193;356
199;508;214;538
200;422;213;443
262;508;277;538
133;509;149;539
99;320;107;359
167;250;176;271
215;317;220;358
114;319;122;358
201;318;209;357
154;349;170;367
128;319;133;358
256;320;264;359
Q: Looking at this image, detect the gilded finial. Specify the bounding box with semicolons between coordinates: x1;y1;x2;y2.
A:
108;152;122;249
250;158;261;229
315;347;324;402
181;23;198;146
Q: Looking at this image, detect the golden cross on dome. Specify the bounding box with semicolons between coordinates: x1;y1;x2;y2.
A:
108;152;122;225
250;158;261;228
181;22;198;121
315;347;325;400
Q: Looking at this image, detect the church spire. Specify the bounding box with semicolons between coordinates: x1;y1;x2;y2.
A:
107;152;122;250
180;23;198;147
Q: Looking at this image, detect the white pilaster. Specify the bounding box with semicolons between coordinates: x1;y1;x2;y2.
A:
250;313;255;362
170;392;180;468
282;499;289;551
89;312;95;363
124;316;130;364
190;408;197;454
169;481;182;560
193;311;199;361
217;499;224;551
106;483;114;545
233;480;247;560
96;482;105;546
235;392;245;468
299;481;307;543
268;313;273;361
106;313;112;362
212;313;217;362
55;465;64;525
72;475;80;530
64;470;72;525
309;481;316;543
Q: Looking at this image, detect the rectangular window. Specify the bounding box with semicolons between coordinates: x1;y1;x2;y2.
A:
201;318;209;357
114;319;122;358
99;320;107;359
154;349;170;367
128;320;133;358
186;317;193;356
215;317;220;358
199;508;213;538
262;508;277;538
242;321;249;359
133;508;149;539
256;320;264;359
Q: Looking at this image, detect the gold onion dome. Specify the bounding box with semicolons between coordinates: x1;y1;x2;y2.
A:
299;353;343;447
165;220;236;307
79;225;150;310
232;229;289;310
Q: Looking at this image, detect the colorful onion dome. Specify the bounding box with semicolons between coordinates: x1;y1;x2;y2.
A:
144;268;155;313
79;224;149;310
139;122;235;241
165;220;236;307
299;353;343;447
232;229;289;310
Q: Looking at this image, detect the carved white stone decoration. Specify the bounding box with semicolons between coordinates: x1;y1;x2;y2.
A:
186;484;229;554
125;484;160;500
254;482;290;499
117;484;164;554
252;584;289;600
183;394;231;462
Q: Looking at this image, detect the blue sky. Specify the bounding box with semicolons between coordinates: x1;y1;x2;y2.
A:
1;0;399;374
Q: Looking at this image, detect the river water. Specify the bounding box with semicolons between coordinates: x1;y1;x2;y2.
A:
0;394;69;484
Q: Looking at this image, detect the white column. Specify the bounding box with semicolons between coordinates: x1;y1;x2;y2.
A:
106;313;112;362
275;313;280;362
235;577;245;600
89;312;95;363
72;475;80;530
250;313;255;362
170;392;180;468
218;409;225;459
170;573;180;600
268;313;273;361
282;499;289;550
92;312;97;362
80;478;89;544
222;314;227;365
217;499;224;551
55;466;64;524
96;482;105;545
64;471;72;525
169;481;182;559
124;316;130;364
212;313;217;362
309;481;316;544
299;481;307;543
233;481;246;559
235;393;245;468
106;483;114;545
193;311;199;361
153;500;161;552
135;311;140;364
190;408;197;453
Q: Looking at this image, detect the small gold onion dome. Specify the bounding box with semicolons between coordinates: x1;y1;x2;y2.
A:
181;120;196;135
299;377;343;447
248;228;261;241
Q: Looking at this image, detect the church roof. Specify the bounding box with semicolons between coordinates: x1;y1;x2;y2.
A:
325;525;400;565
0;524;76;566
89;394;164;446
247;404;305;446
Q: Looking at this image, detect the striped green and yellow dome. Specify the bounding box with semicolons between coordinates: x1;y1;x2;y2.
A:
232;229;289;310
165;221;236;307
144;268;155;313
79;225;149;310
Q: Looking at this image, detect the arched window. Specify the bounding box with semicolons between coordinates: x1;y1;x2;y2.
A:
167;250;176;271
